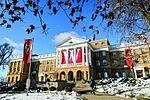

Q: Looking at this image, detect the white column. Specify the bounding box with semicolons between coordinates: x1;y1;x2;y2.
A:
59;50;62;67
66;49;68;67
74;48;76;66
56;51;58;68
89;49;91;65
85;46;89;65
82;47;85;65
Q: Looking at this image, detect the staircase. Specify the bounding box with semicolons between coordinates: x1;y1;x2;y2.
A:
73;81;91;93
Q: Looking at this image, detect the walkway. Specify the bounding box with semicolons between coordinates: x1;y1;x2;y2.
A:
81;93;131;100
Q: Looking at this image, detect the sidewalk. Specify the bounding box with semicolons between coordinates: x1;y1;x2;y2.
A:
81;93;131;100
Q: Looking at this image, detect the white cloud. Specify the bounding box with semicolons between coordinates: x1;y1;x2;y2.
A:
52;31;85;44
2;37;24;56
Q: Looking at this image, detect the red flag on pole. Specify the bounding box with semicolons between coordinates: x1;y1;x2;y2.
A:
23;39;32;64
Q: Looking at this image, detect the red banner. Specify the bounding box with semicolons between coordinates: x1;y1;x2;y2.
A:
76;48;82;63
69;50;74;64
61;51;66;64
23;39;32;64
125;49;133;67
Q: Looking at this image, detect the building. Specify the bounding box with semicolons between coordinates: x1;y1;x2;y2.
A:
6;37;150;84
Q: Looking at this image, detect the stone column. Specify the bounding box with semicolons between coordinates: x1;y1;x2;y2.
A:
56;51;58;68
59;50;62;67
85;46;89;65
74;47;76;66
89;49;91;65
66;49;68;67
82;47;85;65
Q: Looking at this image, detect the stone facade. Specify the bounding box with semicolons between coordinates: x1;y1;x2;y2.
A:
6;37;150;84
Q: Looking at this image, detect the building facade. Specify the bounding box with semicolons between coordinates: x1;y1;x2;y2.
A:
6;37;150;84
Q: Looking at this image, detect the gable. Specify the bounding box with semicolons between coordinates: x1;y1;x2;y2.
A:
56;37;87;47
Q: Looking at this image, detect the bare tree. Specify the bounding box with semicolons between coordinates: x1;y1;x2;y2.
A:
0;43;14;67
0;0;149;36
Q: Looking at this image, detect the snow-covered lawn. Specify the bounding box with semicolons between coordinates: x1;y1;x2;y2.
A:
0;91;82;100
96;78;150;99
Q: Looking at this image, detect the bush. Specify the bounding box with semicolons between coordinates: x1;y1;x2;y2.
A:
65;86;72;92
50;86;56;91
56;86;62;91
42;87;48;91
13;81;26;91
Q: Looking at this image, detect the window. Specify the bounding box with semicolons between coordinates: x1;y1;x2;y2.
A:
113;52;117;56
12;77;14;82
120;59;125;65
95;52;100;58
104;72;108;78
141;48;145;53
101;42;105;45
134;58;139;64
102;51;106;56
97;73;101;78
102;59;107;65
50;66;52;71
18;61;20;66
119;51;124;56
133;49;137;55
122;72;126;77
113;60;118;66
96;60;100;66
115;72;119;77
16;76;18;82
8;77;10;83
143;58;148;63
95;43;99;47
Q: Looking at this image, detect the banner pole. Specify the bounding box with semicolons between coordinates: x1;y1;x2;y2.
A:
26;38;34;96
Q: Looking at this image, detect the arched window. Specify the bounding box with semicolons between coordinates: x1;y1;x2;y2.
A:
8;77;10;83
98;73;101;78
122;72;126;77
16;76;18;82
12;77;14;82
115;72;119;78
104;72;108;78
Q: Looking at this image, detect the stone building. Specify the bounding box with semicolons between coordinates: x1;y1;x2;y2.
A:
6;37;150;84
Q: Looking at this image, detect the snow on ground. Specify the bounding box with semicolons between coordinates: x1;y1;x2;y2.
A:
0;91;82;100
96;78;150;99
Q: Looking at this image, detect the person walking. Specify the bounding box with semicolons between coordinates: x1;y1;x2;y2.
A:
89;78;96;95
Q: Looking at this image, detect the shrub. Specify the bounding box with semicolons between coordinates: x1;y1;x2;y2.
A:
42;87;48;91
65;86;72;92
50;86;56;91
13;81;26;91
56;86;62;91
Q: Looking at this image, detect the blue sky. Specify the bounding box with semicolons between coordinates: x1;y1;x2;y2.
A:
0;1;122;78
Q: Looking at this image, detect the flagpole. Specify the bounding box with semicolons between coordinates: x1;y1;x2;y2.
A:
26;38;34;96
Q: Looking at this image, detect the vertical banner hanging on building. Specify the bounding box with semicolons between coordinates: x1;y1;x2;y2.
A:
125;49;133;67
69;50;74;64
61;48;83;64
76;48;82;63
61;51;66;64
23;39;32;64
